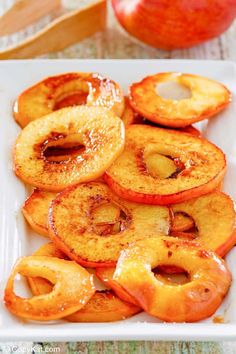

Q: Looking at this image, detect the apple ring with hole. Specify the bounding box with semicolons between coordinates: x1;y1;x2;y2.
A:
114;237;232;322
49;182;171;267
27;243;141;322
170;192;236;257
14;72;125;128
14;106;125;191
22;189;122;238
96;265;194;297
104;125;226;205
129;73;231;128
4;256;95;321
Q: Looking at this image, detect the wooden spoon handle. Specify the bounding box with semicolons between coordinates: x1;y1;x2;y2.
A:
0;0;61;36
0;0;106;59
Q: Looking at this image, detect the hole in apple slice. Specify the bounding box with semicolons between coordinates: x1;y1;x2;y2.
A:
91;203;130;236
54;91;89;110
44;144;85;163
171;212;195;232
142;144;186;180
156;81;192;101
170;211;199;240
144;153;185;180
146;153;176;179
92;202;120;224
42;133;86;163
28;277;54;295
153;266;189;285
13;274;35;298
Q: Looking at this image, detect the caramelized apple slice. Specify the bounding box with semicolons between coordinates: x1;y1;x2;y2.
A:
27;243;141;322
49;182;171;267
14;72;125;127
4;256;95;321
104;125;226;205
114;237;231;322
14;106;125;191
22;189;57;237
171;192;236;257
96;265;187;297
129;73;231;127
22;189;123;237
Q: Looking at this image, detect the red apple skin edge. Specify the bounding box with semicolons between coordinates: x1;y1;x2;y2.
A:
103;166;226;206
111;0;236;50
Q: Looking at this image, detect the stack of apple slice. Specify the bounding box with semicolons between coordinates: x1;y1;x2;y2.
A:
4;71;236;323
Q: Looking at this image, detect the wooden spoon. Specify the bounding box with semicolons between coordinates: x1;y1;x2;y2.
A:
0;0;61;36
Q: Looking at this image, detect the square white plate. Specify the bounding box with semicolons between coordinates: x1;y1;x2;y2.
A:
0;59;236;342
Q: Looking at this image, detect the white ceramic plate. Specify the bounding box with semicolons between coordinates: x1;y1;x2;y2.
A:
0;59;236;342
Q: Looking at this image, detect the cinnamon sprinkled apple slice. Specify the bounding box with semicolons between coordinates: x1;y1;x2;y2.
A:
49;182;170;267
129;73;231;128
14;106;125;191
14;72;125;128
104;125;226;205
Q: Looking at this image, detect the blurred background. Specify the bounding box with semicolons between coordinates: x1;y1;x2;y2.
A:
0;0;235;60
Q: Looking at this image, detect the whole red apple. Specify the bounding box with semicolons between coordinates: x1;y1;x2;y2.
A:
111;0;236;49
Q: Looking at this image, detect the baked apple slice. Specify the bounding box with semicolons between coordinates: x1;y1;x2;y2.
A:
27;243;141;322
22;189;57;237
14;106;125;191
104;125;226;205
114;237;231;322
4;255;95;321
49;182;171;267
129;73;231;128
22;189;122;237
171;192;236;257
14;72;125;127
96;264;191;295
